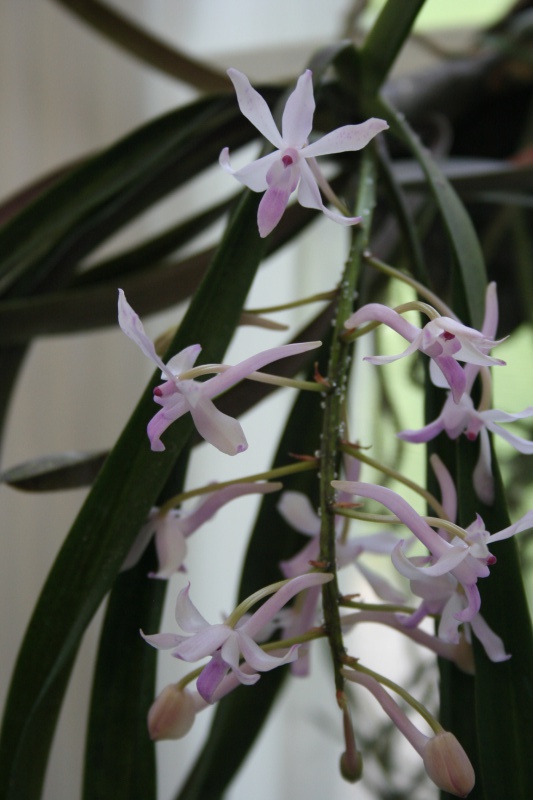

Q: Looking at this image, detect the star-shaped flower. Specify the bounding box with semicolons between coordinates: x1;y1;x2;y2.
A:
118;290;320;454
344;299;505;403
331;481;533;630
142;573;332;702
220;68;388;236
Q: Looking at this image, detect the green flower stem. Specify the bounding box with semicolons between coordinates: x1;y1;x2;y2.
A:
177;666;204;692
159;459;318;514
364;253;457;318
261;627;327;651
226;579;292;629
334;507;468;542
177;363;325;393
319;151;377;695
245;290;337;314
339;441;449;519
342;656;442;735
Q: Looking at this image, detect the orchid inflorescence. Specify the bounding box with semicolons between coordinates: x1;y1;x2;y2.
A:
116;68;533;799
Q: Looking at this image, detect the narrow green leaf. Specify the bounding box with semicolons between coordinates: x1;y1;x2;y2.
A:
375;96;488;328
0;94;253;297
356;0;428;94
0;190;265;800
83;450;189;800
0;451;107;492
82;546;165;800
456;441;533;800
0;250;212;342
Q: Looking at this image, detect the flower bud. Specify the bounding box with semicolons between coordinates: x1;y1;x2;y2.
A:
423;732;475;797
339;750;363;783
147;685;196;741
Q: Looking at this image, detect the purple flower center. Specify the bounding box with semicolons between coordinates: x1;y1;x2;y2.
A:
282;154;294;167
442;331;455;341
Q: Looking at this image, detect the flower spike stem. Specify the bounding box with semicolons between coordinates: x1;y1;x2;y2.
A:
319;150;377;694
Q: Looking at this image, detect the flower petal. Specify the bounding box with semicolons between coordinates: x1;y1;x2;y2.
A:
297;158;361;226
227;68;283;149
172;625;230;662
281;69;315;147
150;519;188;579
147;394;189;452
303;118;388;158
469;613;511;662
118;289;169;377
188;394;248;456
219;147;279;191
196;653;230;703
175;583;210;632
165;344;201;376
238;632;298;671
257;182;292;237
243;573;333;639
277;491;320;535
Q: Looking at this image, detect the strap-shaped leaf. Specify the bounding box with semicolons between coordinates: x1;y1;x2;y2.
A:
0;451;108;492
0;94;254;297
375;96;488;328
0;190;265;800
82;449;190;800
83;546;166;800
344;0;428;95
456;440;533;800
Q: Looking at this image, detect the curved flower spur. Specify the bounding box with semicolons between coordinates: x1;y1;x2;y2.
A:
118;290;321;455
220;68;388;236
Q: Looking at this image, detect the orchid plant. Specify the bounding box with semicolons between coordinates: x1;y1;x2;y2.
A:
2;2;533;800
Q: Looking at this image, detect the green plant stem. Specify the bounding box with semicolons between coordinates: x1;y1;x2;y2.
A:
319;151;376;695
159;459;318;513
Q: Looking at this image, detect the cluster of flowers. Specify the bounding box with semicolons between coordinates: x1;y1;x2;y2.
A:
117;69;533;798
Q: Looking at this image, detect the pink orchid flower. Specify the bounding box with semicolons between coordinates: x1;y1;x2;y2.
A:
122;481;282;578
396;284;533;503
344;289;505;403
118;290;320;454
220;68;388;237
142;573;332;703
331;481;533;638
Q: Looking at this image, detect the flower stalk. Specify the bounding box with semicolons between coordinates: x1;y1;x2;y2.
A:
319;149;377;692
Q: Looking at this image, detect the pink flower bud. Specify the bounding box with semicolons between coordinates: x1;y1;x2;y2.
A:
147;685;196;741
423;732;475;797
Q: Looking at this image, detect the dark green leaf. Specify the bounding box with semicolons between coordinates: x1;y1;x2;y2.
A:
0;451;107;492
345;0;428;95
457;441;533;800
0;94;254;298
375;97;488;328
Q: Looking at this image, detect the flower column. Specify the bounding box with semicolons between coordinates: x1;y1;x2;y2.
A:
319;151;376;697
